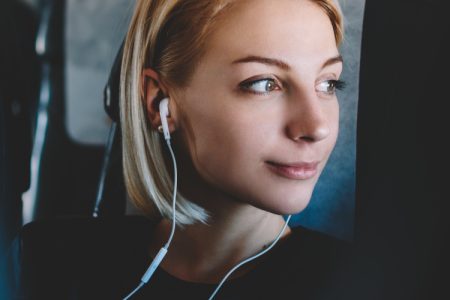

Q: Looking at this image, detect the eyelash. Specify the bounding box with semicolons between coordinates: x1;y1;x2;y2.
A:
239;77;347;96
317;79;347;95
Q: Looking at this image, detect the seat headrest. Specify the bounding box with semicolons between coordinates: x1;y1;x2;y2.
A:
104;43;123;123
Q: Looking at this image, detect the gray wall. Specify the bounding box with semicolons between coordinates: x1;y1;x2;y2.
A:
64;0;365;240
293;0;365;240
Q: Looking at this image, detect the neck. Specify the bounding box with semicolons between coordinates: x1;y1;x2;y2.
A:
151;206;290;284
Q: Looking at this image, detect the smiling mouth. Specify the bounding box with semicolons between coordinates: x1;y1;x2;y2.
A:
265;161;319;180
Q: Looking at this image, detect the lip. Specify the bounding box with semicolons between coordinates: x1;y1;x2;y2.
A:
265;161;319;180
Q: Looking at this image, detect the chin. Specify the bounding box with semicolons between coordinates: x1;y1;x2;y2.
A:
277;197;311;215
254;191;313;216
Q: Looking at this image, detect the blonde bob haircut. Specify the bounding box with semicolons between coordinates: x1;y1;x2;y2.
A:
120;0;344;226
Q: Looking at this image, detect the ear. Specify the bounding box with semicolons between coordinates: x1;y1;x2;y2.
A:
142;68;177;133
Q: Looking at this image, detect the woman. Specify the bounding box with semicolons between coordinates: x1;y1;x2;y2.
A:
5;0;350;299
120;0;349;299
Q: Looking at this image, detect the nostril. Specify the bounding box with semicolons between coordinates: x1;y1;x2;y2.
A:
300;136;315;142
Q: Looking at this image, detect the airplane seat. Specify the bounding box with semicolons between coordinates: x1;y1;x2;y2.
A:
0;0;39;256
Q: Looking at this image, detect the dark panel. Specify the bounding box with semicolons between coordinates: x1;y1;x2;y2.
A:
354;0;450;299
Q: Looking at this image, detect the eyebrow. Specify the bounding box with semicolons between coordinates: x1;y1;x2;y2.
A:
322;55;344;68
231;54;343;70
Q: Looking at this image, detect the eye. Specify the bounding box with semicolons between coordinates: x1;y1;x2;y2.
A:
239;78;281;95
316;79;346;95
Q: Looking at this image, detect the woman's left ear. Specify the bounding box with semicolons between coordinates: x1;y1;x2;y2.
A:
142;68;177;133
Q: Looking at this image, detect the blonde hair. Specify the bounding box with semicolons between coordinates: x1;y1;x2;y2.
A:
120;0;344;226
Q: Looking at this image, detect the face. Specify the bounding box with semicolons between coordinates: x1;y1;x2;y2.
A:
173;0;342;215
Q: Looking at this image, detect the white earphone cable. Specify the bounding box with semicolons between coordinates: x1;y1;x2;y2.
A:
123;139;177;300
165;140;177;248
207;215;292;300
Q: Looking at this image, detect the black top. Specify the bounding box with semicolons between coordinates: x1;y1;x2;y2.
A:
6;216;353;300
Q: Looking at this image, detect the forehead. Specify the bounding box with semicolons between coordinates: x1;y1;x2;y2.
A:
203;0;338;68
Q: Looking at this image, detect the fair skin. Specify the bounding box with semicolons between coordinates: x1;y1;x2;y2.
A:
144;0;342;284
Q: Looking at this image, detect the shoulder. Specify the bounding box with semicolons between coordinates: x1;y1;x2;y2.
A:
282;225;354;272
268;226;353;277
256;225;353;278
264;226;355;299
288;225;353;255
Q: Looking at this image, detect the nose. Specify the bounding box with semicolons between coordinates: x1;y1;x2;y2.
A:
285;91;331;143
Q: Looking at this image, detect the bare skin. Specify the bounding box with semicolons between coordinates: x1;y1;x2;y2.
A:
144;0;342;284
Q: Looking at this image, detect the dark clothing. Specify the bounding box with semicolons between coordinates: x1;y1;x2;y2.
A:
6;216;353;299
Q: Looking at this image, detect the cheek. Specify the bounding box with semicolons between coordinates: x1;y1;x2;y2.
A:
180;90;284;197
318;97;339;149
190;107;272;187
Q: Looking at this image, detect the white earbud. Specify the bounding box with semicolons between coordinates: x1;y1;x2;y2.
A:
159;97;171;140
